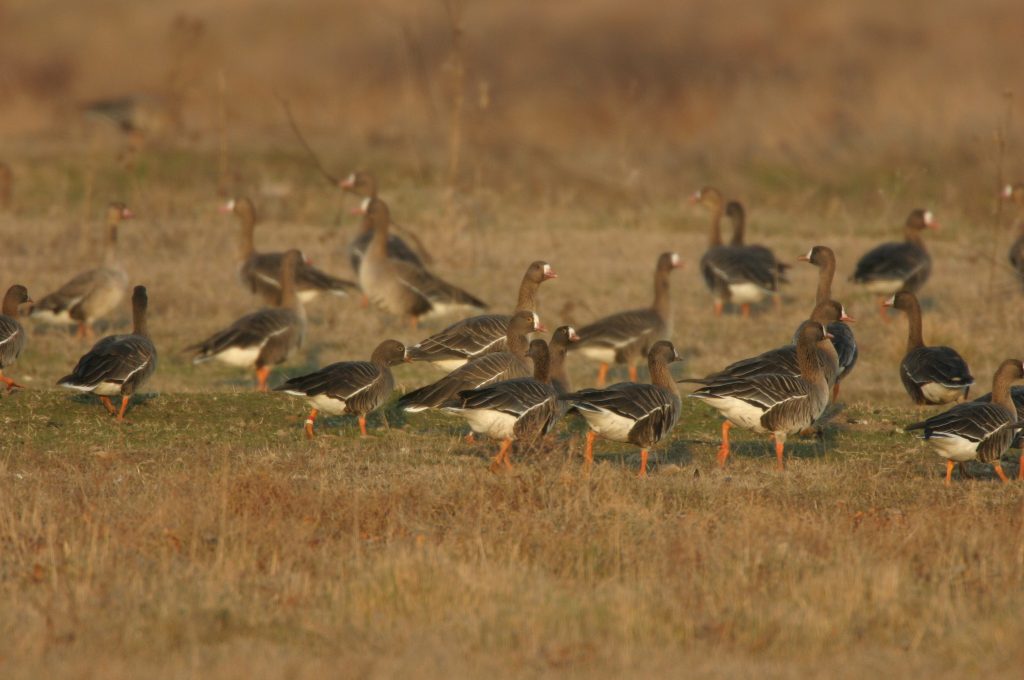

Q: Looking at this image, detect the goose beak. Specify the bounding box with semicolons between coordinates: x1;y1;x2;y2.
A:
534;322;548;333
218;199;235;214
339;174;356;190
567;327;580;342
687;190;701;204
797;248;813;262
1002;184;1014;199
542;264;558;280
840;308;855;323
923;211;939;230
882;296;895;308
825;331;835;340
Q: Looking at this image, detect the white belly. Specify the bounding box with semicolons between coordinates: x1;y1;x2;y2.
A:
297;289;320;303
921;382;968;404
433;358;468;372
308;393;348;415
452;408;517;440
213;346;263;367
728;282;767;304
579;408;635;443
579;346;618;364
926;434;980;462
31;308;75;325
698;396;769;433
92;381;122;396
863;279;904;295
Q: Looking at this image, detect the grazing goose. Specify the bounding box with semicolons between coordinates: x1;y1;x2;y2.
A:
563;341;682;477
187;250;306;392
398;311;541;412
691;187;783;317
906;359;1024;485
570;252;681;387
223;197;359;304
689;321;832;470
406;260;557;371
32;202;133;338
851;209;937;320
1003;183;1024;287
338;171;428;274
358;197;487;327
725;200;790;292
443;331;575;471
0;285;32;392
57;285;157;422
798;245;858;399
274;339;409;439
885;291;973;405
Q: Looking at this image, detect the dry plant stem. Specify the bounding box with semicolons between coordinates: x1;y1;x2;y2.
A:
276;93;339;185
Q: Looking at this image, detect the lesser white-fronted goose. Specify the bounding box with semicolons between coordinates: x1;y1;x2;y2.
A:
223;197;359;304
689;321;831;470
187;250;306;392
406;260;557;371
570;252;681;387
32;202;134;338
0;285;32;392
563;341;681;477
358;197;487;327
1003;183;1024;286
725;199;790;289
274;339;409;438
57;285;157;422
851;209;937;320
691;187;784;317
798;245;858;399
338;171;428;274
884;291;973;405
906;359;1024;485
398;311;541;411
443;333;571;472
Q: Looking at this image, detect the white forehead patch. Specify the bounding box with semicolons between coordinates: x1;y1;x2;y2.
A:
1004;184;1014;198
670;252;681;266
542;263;552;275
805;248;814;259
532;312;541;328
226;198;235;210
884;295;896;306
923;210;934;225
360;197;372;212
567;326;579;340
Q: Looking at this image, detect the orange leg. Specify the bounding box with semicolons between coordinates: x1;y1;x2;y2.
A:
255;366;271;392
358;416;368;437
945;459;955;486
0;372;24;392
304;408;318;439
408;316;419;330
489;439;513;472
596;363;609;388
716;421;731;468
1019;451;1024;481
628;364;638;382
464;432;476;444
75;322;87;340
99;396;117;415
740;303;751;319
772;294;782;312
878;298;891;324
359;295;369;309
713;300;723;317
584;430;596;468
773;434;785;471
116;396;130;422
831;381;841;404
993;463;1009;484
638;449;649;477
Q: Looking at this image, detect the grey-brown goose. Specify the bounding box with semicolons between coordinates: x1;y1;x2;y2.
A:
338;171;428;274
798;245;858;399
187;250;306;391
406;261;557;371
32;202;133;338
692;187;782;317
725;200;790;292
885;291;973;405
274;339;409;438
906;359;1024;485
358;197;487;327
398;311;541;411
689;321;831;470
0;285;32;392
563;341;682;477
57;285;157;422
1003;183;1024;287
972;379;1024;481
851;209;937;320
223;197;358;304
570;252;681;387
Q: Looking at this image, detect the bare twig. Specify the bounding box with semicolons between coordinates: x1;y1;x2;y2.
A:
275;92;339;186
990;91;1014;296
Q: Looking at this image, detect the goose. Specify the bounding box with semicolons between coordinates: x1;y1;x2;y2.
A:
689;321;831;470
906;359;1024;485
222;197;359;304
725;199;790;293
798;245;858;399
563;340;682;477
0;285;32;392
884;291;973;405
1003;183;1024;287
338;171;428;274
274;339;409;438
972;381;1024;481
691;187;785;317
851;209;937;320
57;285;157;422
358;197;487;327
187;250;306;391
443;328;578;471
406;260;557;371
31;202;133;338
397;311;541;412
570;252;681;387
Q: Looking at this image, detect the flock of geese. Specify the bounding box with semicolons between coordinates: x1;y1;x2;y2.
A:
4;175;1024;484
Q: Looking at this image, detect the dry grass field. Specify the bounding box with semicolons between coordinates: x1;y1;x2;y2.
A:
3;0;1024;677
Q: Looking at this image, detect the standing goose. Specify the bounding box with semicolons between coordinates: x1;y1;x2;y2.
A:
851;208;938;320
443;330;577;471
32;202;133;338
358;197;487;327
906;359;1024;485
187;250;306;392
563;341;682;477
725;200;789;292
223;197;359;304
798;245;858;399
570;252;681;387
57;285;157;422
691;187;784;317
0;285;32;392
1003;183;1024;287
689;321;832;470
397;311;541;412
274;339;409;438
972;380;1024;481
885;291;973;405
338;171;428;274
406;260;557;371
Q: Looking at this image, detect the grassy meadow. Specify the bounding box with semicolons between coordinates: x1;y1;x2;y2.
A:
3;0;1024;677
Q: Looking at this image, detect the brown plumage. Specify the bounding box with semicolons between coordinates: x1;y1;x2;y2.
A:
0;285;31;391
852;209;937;320
338;171;428;273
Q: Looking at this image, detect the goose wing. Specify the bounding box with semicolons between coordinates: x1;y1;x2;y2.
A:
407;314;511;362
574;309;663;350
852;242;928;283
398;351;528;411
59;335;156;390
187;308;298;361
902;346;973;388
